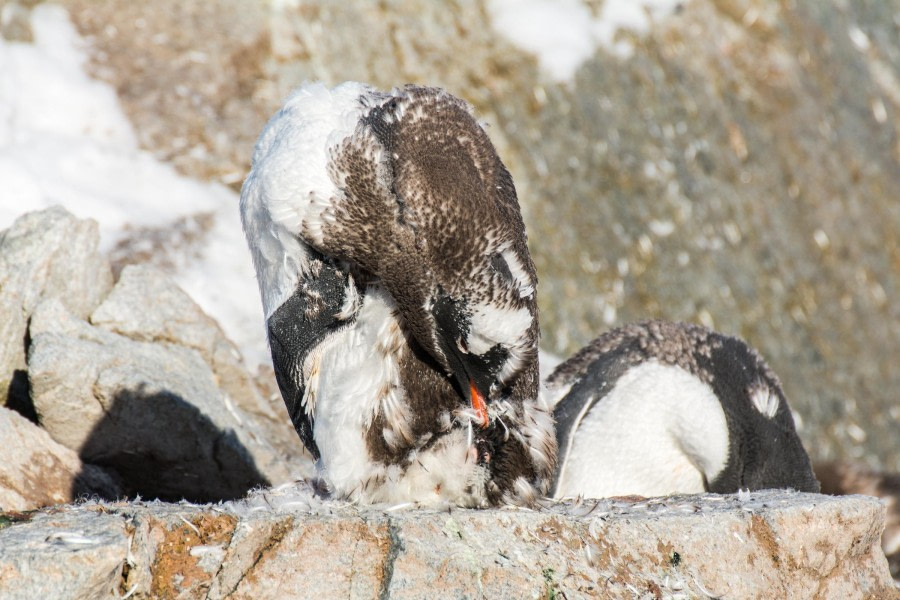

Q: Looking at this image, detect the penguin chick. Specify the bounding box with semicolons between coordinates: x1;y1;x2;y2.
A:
548;320;819;499
240;82;556;507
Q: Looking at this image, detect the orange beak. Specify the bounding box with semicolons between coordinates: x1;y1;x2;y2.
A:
469;379;490;428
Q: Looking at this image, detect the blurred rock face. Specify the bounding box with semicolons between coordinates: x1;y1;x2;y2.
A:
56;0;899;470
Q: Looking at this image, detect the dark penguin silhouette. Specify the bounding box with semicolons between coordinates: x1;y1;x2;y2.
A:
547;320;819;498
240;82;555;507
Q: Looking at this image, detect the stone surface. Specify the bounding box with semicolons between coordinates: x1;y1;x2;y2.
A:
0;406;119;511
56;0;900;473
0;508;129;600
818;460;900;582
0;1;38;43
0;489;896;599
27;298;295;502
89;264;313;476
0;208;309;507
0;206;113;412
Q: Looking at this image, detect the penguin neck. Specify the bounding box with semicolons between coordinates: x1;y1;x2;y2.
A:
555;360;730;499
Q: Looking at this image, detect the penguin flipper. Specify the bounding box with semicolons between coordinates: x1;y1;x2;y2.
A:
266;255;356;462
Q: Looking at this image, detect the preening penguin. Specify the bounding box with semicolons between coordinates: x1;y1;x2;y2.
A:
240;82;556;507
548;320;819;499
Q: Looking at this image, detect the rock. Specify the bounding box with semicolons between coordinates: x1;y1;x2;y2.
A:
511;0;900;477
90;264;228;367
817;460;900;582
0;208;307;505
89;264;312;476
0;206;112;412
57;0;900;473
0;1;38;43
0;490;896;599
0;406;120;511
27;298;295;502
59;0;271;186
0;508;129;600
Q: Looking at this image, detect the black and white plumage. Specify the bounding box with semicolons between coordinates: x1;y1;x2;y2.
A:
548;320;819;499
240;82;556;507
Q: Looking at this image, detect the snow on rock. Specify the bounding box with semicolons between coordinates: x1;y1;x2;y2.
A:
0;4;268;366
487;0;682;80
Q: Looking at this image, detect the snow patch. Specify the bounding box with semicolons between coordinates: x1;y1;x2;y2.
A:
487;0;682;81
0;5;269;366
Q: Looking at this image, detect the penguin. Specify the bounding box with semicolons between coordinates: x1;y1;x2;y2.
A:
547;320;819;499
239;82;556;507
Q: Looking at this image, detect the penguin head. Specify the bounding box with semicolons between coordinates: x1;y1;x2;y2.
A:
703;337;820;494
317;86;539;420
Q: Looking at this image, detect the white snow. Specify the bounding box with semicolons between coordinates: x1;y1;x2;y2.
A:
0;5;269;366
487;0;682;81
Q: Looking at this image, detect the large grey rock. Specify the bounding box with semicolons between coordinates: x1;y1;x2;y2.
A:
0;406;119;511
58;0;900;472
27;298;294;502
89;265;312;477
0;490;895;599
0;206;112;410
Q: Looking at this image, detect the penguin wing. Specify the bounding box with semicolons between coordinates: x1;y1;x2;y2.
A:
551;349;633;496
266;255;355;462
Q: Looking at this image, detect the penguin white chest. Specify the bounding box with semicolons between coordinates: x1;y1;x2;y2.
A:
555;361;730;499
306;286;404;495
306;285;488;505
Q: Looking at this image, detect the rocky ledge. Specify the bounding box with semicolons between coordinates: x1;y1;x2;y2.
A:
0;208;896;598
0;488;896;600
